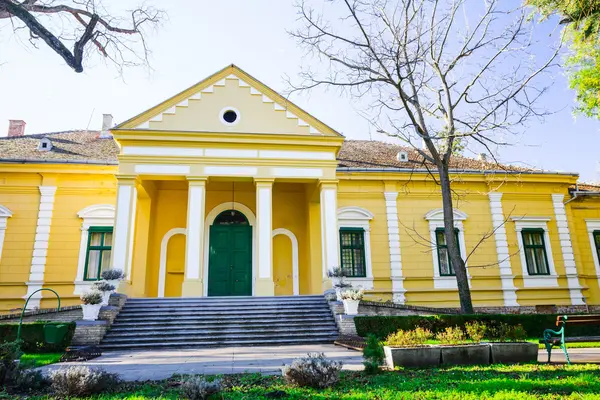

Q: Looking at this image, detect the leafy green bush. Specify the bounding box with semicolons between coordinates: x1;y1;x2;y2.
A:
354;314;599;339
488;323;528;342
436;327;466;345
0;340;22;386
465;321;487;343
362;335;385;374
385;327;432;347
0;322;75;353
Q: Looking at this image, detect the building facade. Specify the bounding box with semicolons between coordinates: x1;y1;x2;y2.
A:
1;65;600;312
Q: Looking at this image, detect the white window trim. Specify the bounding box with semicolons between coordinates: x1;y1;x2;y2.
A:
337;206;374;290
0;205;13;263
586;219;600;281
219;106;241;126
74;204;115;295
424;208;470;289
511;216;558;288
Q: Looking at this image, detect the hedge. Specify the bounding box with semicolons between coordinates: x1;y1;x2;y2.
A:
0;321;75;353
354;315;600;340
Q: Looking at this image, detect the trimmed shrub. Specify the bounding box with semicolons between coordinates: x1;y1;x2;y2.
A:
385;327;432;347
0;322;75;353
362;334;385;374
283;353;342;389
465;321;487;343
488;323;528;342
50;366;121;397
435;326;466;345
80;290;103;305
181;376;221;400
354;314;600;339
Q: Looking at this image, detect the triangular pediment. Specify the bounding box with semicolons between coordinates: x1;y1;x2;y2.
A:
116;65;341;137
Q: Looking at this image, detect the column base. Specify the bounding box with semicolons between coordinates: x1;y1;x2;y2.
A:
181;279;204;297
255;278;275;296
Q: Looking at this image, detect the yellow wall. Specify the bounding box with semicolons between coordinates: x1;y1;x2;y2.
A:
569;197;600;304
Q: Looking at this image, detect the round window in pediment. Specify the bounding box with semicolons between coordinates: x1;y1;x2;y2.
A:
220;107;240;126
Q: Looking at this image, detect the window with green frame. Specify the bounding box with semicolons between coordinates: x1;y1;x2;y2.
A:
339;228;366;278
84;226;113;281
594;231;600;264
435;228;460;276
521;228;550;276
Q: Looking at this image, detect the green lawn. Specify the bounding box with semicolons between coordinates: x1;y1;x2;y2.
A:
22;364;600;399
19;353;63;369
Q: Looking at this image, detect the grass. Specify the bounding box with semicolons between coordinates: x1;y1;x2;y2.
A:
16;364;600;399
19;353;63;369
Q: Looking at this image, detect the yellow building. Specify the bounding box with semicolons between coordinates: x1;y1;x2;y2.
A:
1;65;600;312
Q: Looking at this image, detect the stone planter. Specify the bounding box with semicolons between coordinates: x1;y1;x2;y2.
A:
384;346;441;368
100;291;111;306
81;303;102;321
489;342;539;364
343;299;360;315
440;344;490;365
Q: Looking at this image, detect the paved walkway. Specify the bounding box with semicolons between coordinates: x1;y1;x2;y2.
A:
539;348;600;364
39;344;364;381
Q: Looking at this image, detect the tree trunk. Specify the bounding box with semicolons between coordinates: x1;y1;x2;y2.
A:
437;164;474;314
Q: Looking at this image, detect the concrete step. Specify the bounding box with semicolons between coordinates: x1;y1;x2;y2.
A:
102;331;339;344
119;303;329;313
116;309;331;318
105;325;337;338
113;310;334;320
111;316;335;328
109;320;335;331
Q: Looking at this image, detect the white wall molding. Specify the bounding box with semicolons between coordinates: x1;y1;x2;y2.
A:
586;219;600;289
203;202;257;296
272;228;299;295
0;205;13;265
383;192;405;303
135;164;191;175
24;186;56;309
159;228;186;297
74;204;116;295
424;208;470;290
337;206;374;290
488;193;518;306
552;194;585;305
122;146;204;157
203;166;258;176
512;216;559;288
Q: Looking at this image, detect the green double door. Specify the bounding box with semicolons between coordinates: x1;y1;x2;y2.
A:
207;225;252;296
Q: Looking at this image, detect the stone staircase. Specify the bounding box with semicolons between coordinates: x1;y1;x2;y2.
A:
100;295;339;350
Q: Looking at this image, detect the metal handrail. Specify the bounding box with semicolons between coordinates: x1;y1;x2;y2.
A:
16;288;61;342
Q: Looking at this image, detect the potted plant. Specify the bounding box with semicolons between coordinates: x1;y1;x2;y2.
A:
340;288;364;315
487;323;538;364
92;281;116;306
437;324;490;365
101;269;124;291
80;290;103;321
327;267;351;301
383;327;441;368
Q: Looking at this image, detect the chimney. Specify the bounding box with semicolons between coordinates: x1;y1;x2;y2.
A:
99;114;113;138
8;120;26;137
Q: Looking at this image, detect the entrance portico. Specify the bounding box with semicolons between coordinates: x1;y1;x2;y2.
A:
108;65;344;298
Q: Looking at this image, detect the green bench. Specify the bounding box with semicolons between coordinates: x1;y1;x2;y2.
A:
541;315;600;364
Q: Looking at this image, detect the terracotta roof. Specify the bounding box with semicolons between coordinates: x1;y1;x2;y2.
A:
572;182;600;192
337;140;534;172
0;130;118;164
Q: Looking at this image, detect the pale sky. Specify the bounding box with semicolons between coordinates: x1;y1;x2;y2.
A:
0;0;598;182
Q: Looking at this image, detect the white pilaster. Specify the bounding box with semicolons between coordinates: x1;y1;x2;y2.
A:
110;178;137;281
0;205;13;264
255;179;274;295
488;193;518;306
552;194;585;305
182;178;206;296
384;192;406;304
24;186;56;309
320;181;339;283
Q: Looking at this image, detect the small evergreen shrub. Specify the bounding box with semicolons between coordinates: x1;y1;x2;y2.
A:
13;369;50;392
0;323;75;353
101;269;124;280
92;281;115;292
0;340;22;385
362;334;385;374
465;321;487;343
488;323;528;342
180;376;222;400
80;290;103;305
385;327;432;347
436;326;466;345
283;353;342;389
50;366;121;397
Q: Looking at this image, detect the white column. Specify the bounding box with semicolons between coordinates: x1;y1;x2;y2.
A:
110;178;137;282
0;206;13;264
552;194;585;305
182;178;206;296
320;181;339;286
255;179;274;296
24;186;56;309
488;192;518;306
384;192;406;304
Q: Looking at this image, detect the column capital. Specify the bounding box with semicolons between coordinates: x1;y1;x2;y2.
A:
115;175;138;185
383;181;397;193
187;176;208;186
254;178;274;187
319;179;338;189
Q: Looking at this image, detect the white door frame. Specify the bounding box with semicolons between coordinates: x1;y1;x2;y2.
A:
272;228;299;295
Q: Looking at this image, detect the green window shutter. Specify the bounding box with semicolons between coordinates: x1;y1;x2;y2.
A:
521;228;550;276
594;231;600;264
435;228;460;276
339;228;366;278
83;226;114;281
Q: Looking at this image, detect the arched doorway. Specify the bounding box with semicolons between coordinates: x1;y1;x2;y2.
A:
207;210;252;296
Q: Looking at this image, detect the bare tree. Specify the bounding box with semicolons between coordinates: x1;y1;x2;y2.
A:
290;0;561;313
0;0;165;73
